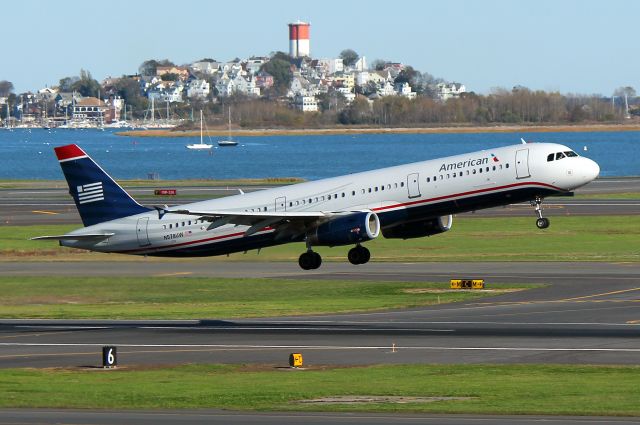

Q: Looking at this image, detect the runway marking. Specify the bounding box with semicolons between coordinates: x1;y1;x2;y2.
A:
0;330;76;340
1;343;639;353
557;287;640;302
30;210;59;215
152;272;193;277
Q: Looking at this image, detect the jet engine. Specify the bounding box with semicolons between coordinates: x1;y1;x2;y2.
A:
307;212;380;247
381;215;453;239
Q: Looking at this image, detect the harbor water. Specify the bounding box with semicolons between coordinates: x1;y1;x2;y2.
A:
0;129;638;180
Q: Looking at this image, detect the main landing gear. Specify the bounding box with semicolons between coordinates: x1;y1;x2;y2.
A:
531;196;550;229
298;244;372;270
348;244;371;265
299;249;322;270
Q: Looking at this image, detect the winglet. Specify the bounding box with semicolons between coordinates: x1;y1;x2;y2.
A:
521;138;527;144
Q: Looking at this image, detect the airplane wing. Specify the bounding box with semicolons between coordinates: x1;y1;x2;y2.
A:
166;208;359;237
31;233;115;241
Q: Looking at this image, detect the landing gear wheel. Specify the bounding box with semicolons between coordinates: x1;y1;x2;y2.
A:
531;196;549;230
299;251;322;270
536;217;550;229
348;245;371;265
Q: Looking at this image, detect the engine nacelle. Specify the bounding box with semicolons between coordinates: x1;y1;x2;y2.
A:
382;215;453;239
308;212;380;247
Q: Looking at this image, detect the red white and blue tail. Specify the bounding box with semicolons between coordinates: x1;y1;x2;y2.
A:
54;144;150;226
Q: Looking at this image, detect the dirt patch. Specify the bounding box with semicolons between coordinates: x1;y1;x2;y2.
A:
402;288;524;294
298;395;475;404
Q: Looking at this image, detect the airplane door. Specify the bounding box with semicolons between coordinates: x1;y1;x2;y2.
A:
515;149;531;179
407;173;421;198
136;217;151;247
275;196;286;212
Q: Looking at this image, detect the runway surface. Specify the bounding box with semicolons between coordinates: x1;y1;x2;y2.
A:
1;262;638;368
2;179;639;225
0;410;639;425
1;180;639;424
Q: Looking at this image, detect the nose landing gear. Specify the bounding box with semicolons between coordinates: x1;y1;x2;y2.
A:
532;196;550;229
348;244;371;265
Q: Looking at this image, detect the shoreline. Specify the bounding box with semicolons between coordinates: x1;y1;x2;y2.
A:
117;123;640;138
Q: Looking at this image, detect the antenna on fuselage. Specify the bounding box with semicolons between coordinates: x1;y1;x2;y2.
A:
520;138;527;144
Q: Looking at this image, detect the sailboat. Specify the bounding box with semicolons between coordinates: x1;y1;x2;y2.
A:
186;110;213;150
218;107;238;147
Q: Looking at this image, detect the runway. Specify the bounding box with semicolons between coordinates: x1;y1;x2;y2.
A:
1;180;639;424
1;262;638;368
1;179;639;225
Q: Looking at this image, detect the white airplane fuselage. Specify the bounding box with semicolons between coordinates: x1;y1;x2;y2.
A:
56;142;599;265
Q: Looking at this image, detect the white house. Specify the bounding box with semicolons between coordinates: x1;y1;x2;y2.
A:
377;81;396;97
293;94;318;112
436;82;466;101
395;82;416;99
187;79;211;99
316;58;344;75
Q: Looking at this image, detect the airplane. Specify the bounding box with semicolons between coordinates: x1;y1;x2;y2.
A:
33;141;600;270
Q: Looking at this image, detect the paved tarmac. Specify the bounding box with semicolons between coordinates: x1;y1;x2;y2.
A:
0;410;638;425
0;262;638;368
1;179;639;424
1;179;639;225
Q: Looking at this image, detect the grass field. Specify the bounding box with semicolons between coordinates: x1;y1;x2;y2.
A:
1;364;639;415
0;276;531;319
4;215;639;262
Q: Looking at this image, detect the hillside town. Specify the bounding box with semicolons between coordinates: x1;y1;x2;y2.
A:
0;21;637;129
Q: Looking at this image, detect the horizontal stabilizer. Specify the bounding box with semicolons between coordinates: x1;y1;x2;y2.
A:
31;233;115;241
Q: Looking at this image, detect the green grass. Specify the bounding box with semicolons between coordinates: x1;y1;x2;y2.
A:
0;276;528;319
1;364;638;415
6;215;640;262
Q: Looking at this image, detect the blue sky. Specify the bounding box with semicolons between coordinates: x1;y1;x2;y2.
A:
3;0;638;95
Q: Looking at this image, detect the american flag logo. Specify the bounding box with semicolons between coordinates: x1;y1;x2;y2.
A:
77;182;104;204
491;153;500;162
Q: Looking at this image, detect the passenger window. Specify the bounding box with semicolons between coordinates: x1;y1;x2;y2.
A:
479;168;483;173
506;163;510;168
163;225;167;229
427;177;430;182
492;166;496;171
341;193;345;197
387;184;391;190
486;167;489;172
447;174;450;179
289;202;293;207
334;194;338;199
381;186;384;191
466;170;470;175
375;187;378;192
547;153;554;162
499;164;503;169
352;191;356;196
473;169;476;174
394;183;398;188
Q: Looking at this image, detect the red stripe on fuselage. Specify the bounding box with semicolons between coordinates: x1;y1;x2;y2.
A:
54;144;87;161
116;181;563;255
372;181;564;212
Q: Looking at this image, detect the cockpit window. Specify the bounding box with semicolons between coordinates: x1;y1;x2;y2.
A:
555;152;566;160
564;151;578;157
547;153;554;162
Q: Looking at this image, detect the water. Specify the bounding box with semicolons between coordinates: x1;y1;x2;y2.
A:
0;128;638;180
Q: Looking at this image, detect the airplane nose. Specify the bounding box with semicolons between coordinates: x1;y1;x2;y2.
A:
586;158;600;181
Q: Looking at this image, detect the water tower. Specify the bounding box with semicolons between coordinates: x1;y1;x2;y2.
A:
288;21;310;58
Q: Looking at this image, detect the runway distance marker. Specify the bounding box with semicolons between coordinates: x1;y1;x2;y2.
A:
30;210;58;215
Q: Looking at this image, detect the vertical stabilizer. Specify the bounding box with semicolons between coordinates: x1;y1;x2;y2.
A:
54;144;150;226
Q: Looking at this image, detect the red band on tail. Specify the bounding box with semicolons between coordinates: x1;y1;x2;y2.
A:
54;144;86;161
